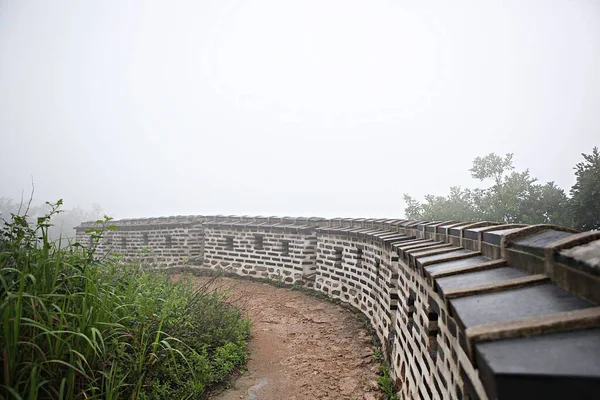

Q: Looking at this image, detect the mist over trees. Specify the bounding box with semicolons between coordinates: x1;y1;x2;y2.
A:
403;147;600;231
0;197;103;243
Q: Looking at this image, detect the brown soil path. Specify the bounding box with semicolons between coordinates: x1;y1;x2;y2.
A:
199;277;382;400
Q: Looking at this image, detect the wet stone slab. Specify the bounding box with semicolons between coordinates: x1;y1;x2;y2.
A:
424;255;490;277
558;239;600;277
475;328;600;400
482;228;523;245
416;249;477;266
449;283;594;330
435;266;529;293
463;225;501;241
511;230;574;257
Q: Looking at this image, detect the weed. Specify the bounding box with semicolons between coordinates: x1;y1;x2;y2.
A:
378;365;399;400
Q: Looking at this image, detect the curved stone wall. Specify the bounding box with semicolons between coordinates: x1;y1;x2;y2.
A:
75;216;600;400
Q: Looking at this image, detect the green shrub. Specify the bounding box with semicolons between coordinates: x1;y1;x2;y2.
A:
0;201;250;399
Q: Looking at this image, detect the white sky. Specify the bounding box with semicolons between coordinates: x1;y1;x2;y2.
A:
1;0;599;218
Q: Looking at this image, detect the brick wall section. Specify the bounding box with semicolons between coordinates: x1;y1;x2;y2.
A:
202;219;318;284
75;215;600;400
75;215;205;266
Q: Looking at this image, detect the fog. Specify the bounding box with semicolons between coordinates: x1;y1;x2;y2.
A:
1;0;599;219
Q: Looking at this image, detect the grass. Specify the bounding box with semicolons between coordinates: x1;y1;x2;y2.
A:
0;201;250;399
378;365;399;400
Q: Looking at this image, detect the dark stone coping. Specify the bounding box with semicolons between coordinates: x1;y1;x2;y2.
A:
449;226;474;237
415;249;476;268
405;220;426;228
511;230;574;257
464;226;494;240
317;226;355;233
395;240;439;257
423;256;491;278
435;267;529;293
316;227;399;241
391;239;431;253
358;229;387;239
386;219;408;226
475;328;600;400
437;222;471;234
448;283;593;331
75;222;199;231
371;231;398;239
204;222;315;233
418;221;443;232
317;226;369;235
556;239;600;277
394;240;437;256
377;232;403;240
482;228;524;245
347;227;375;235
383;235;413;245
448;223;497;238
408;244;454;258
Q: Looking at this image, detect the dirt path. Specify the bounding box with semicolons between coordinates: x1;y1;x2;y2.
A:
198;277;382;400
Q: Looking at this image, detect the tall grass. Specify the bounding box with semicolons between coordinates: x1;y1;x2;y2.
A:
0;201;250;399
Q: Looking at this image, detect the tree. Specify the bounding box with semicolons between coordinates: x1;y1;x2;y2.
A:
469;153;514;184
403;152;573;227
418;187;483;221
403;194;423;219
570;147;600;231
538;182;572;227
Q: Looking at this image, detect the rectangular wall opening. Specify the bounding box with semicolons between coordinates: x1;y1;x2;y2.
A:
356;247;363;264
254;234;264;250
407;291;416;330
225;236;234;250
165;235;172;248
427;310;439;360
281;240;290;256
334;246;343;268
143;233;149;246
121;236;127;247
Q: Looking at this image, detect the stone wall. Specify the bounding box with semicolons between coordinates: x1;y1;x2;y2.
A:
75;216;600;400
202;216;320;284
75;215;205;266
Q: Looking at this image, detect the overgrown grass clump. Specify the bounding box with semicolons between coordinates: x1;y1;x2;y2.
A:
0;202;250;399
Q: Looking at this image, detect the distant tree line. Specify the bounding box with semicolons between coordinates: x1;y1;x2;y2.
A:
403;147;600;231
0;197;103;244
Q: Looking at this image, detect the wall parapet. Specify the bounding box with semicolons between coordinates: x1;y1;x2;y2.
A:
75;215;600;400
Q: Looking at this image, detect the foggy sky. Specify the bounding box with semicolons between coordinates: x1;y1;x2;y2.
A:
1;0;599;219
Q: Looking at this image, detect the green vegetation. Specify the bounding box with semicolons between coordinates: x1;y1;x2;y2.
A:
570;147;600;231
404;147;600;231
0;196;103;246
373;348;384;363
0;202;250;399
377;365;399;400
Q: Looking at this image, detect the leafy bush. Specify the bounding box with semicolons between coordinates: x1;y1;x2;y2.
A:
0;201;250;399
